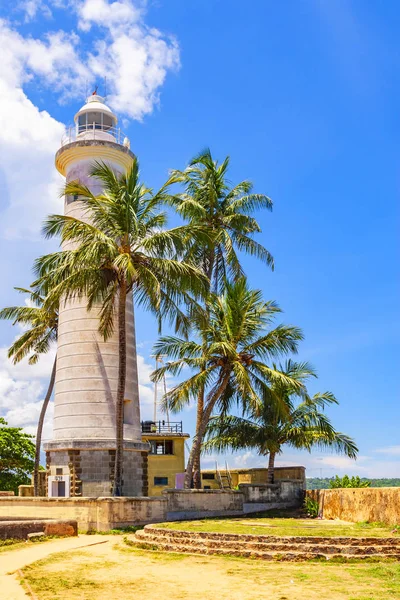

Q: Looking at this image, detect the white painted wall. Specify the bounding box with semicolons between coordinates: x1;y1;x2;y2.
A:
53;147;141;442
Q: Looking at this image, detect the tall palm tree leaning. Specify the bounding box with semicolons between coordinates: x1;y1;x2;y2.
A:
0;287;58;496
165;148;274;487
153;278;304;489
35;159;208;496
204;359;358;483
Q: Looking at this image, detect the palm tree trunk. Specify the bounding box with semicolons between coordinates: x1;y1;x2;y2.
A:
267;451;276;484
34;357;57;496
113;282;127;497
184;370;231;489
188;249;216;489
192;385;204;489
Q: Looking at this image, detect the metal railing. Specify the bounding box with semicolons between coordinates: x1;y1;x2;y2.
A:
141;420;183;434
61;124;129;147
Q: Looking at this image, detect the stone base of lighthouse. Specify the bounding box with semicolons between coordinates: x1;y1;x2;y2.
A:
44;440;149;498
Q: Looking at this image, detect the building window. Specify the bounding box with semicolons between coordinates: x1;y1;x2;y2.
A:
154;477;168;486
203;473;215;480
149;440;173;455
56;468;63;475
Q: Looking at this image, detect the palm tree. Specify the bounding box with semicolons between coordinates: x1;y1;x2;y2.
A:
153;278;304;489
0;287;58;496
166;148;274;291
35;159;208;496
165;148;274;486
204;360;358;483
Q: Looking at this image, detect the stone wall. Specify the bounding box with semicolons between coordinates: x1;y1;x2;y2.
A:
0;518;77;540
0;497;166;531
239;480;304;514
307;488;400;525
164;489;244;520
0;480;303;531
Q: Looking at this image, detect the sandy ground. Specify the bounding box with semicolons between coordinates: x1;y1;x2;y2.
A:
0;535;115;599
11;536;399;600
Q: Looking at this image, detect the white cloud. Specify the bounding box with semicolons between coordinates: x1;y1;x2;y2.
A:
374;445;400;456
78;0;142;31
0;3;180;238
0;342;155;440
19;0;53;21
0;19;81;239
82;1;180;120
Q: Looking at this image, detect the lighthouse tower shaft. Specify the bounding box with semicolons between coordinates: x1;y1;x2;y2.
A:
44;95;148;498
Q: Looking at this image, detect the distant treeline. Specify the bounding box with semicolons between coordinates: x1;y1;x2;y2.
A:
306;477;400;490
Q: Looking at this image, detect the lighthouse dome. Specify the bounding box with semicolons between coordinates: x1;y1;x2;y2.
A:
74;92;118;141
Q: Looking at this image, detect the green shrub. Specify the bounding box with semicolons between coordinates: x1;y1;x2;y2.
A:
304;496;319;518
329;475;371;489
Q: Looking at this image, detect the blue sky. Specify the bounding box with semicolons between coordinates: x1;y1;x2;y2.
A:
0;0;398;478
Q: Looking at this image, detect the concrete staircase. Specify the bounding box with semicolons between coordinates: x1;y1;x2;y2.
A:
133;525;400;561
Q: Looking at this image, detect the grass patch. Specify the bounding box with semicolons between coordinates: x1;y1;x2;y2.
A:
0;535;61;553
156;517;398;538
82;525;143;535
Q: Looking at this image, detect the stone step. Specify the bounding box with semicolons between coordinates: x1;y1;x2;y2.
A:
132;535;400;562
142;525;400;547
135;530;400;556
144;525;400;551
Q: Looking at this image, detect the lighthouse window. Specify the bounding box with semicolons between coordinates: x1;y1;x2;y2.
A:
103;114;113;131
78;114;86;133
87;111;102;130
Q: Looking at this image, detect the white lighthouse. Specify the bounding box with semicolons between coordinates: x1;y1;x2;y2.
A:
44;93;148;498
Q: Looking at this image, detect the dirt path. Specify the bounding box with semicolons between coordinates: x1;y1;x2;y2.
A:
0;535;114;599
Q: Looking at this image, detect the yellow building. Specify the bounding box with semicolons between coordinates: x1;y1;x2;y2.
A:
141;421;190;497
201;466;305;489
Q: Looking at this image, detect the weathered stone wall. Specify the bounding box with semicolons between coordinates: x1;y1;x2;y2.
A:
0;497;166;531
0;518;77;540
307;488;400;525
18;485;34;497
0;491;14;497
240;480;304;506
0;480;304;531
164;489;244;520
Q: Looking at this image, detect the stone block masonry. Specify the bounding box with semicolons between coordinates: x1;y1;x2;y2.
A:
45;440;149;497
164;489;244;520
240;480;304;513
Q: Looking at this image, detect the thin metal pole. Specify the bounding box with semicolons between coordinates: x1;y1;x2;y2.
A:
153;357;158;422
161;360;170;426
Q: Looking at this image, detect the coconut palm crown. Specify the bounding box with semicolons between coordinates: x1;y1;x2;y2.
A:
203;359;358;483
153;278;304;488
166;148;274;293
0;286;58;495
